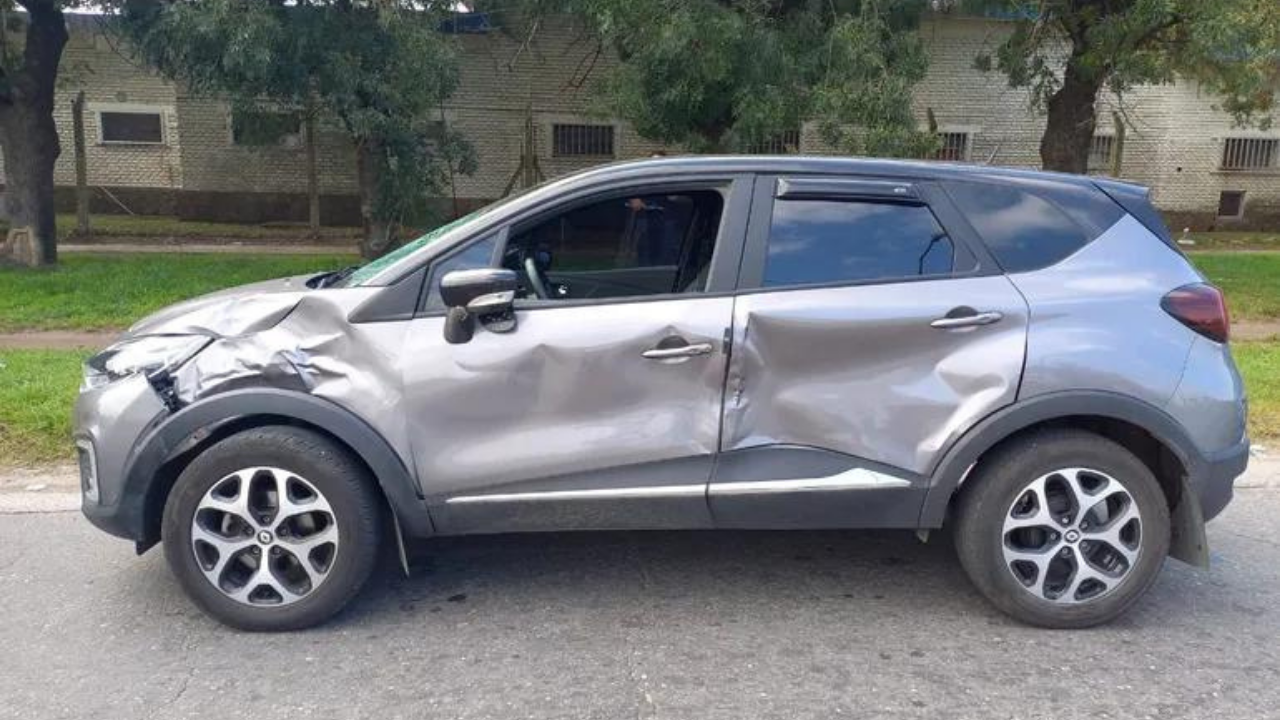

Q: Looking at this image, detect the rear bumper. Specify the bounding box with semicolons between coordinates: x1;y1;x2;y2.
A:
1194;437;1249;522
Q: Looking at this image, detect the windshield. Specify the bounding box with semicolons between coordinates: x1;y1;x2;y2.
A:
337;178;560;288
339;210;486;287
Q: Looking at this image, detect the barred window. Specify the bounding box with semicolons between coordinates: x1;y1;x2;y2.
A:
933;132;970;162
745;129;801;155
1088;135;1115;172
99;110;164;144
1221;138;1278;171
232;110;302;148
552;124;615;157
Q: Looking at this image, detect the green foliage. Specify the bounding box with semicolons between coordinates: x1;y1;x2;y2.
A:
965;0;1280;127
0;252;356;332
113;1;477;251
496;0;935;156
0;349;89;467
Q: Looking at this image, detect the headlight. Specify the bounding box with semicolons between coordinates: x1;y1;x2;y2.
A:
84;335;210;390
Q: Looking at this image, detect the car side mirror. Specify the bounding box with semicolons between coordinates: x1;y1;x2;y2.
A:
440;268;518;345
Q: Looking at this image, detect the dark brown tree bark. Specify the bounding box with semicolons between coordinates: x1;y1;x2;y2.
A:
1039;49;1105;174
355;138;394;260
0;1;69;266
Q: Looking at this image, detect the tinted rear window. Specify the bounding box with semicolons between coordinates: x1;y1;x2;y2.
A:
764;199;956;287
946;182;1116;273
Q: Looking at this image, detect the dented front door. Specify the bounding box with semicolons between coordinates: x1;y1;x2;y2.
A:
404;296;735;534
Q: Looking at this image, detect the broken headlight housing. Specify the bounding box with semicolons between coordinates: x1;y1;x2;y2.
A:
83;335;210;390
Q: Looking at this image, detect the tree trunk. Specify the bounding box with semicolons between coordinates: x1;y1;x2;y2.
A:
0;1;69;267
356;138;394;260
1;106;62;266
1039;51;1104;174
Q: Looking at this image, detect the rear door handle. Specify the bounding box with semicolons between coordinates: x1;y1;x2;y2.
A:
930;310;1004;329
642;342;714;360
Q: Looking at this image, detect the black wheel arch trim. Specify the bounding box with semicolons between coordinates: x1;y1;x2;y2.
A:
918;390;1211;562
118;387;434;548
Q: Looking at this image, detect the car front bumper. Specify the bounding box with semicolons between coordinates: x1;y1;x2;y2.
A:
74;374;168;543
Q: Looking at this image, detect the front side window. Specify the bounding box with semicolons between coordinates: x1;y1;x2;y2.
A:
763;199;955;288
503;189;724;302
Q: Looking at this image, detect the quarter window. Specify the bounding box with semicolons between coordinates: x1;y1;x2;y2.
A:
426;235;499;310
763;200;955;287
946;182;1090;273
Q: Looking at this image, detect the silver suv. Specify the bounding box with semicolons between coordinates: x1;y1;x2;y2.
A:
75;157;1248;631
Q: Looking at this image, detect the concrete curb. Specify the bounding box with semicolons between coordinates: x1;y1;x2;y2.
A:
0;492;80;514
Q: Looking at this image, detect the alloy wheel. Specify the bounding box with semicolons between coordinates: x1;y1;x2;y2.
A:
1001;467;1142;604
190;467;340;606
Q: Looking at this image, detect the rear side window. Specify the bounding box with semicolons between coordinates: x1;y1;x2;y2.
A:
764;200;956;287
946;182;1104;273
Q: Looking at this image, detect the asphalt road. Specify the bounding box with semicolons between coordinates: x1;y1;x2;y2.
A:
2;483;1279;720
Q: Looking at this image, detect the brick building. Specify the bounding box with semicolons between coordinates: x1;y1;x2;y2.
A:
8;12;1280;230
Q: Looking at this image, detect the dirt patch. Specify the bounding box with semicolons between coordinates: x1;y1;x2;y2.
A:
1234;320;1280;342
0;330;118;350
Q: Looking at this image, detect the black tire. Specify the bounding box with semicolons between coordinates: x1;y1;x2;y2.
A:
953;428;1171;629
162;426;383;631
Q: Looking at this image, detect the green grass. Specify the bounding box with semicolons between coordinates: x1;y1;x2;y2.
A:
0;253;356;332
1182;231;1280;252
0;214;361;241
1189;252;1280;321
0;349;90;466
1236;341;1280;442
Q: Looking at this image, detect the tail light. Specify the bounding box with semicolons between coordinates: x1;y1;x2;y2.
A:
1161;283;1230;343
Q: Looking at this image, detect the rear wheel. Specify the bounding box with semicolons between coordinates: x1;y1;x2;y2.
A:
954;429;1171;628
162;426;383;631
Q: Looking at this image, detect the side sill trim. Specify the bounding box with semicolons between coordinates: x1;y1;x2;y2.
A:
444;466;913;505
446;484;706;504
711;467;912;495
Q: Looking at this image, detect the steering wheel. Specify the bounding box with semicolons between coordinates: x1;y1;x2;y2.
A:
523;252;552;300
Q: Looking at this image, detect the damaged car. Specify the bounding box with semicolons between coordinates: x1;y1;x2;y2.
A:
76;157;1248;631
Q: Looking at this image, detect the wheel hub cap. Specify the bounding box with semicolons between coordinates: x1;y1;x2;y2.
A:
190;467;340;607
1001;467;1142;605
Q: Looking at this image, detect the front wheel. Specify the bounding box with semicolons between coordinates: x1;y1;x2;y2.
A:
953;429;1171;628
162;426;383;631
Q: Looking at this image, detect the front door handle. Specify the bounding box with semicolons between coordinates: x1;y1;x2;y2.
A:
930;310;1004;329
642;342;714;360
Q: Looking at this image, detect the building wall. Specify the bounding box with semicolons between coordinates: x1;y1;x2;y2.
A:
1;15;184;214
5;13;1278;229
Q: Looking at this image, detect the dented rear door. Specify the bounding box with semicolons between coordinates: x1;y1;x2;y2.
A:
710;176;1029;528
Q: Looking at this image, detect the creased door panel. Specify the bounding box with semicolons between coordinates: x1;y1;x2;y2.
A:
722;276;1028;476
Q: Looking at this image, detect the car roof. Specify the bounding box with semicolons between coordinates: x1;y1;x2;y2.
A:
558;155;1144;193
